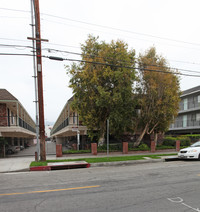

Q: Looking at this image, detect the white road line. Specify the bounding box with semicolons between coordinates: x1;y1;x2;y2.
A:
168;197;200;212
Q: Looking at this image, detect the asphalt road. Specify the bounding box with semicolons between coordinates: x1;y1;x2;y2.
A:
0;160;200;212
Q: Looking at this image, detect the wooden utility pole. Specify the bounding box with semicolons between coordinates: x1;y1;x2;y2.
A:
33;0;46;161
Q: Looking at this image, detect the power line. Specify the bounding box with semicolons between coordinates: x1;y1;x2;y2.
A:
1;7;200;47
0;37;30;43
40;17;200;52
1;51;200;77
0;43;33;49
46;55;200;78
0;53;34;56
1;46;200;76
0;39;200;74
42;48;200;75
0;7;30;13
40;13;200;47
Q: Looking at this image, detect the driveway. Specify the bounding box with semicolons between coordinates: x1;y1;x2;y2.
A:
8;142;56;157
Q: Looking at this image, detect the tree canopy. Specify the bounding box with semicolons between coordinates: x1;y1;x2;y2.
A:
67;35;137;143
134;47;181;146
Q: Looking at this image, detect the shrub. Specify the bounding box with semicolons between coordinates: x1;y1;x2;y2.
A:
63;150;91;154
177;136;191;146
138;143;149;150
181;134;200;143
163;137;176;146
156;145;175;150
97;143;122;152
163;136;191;147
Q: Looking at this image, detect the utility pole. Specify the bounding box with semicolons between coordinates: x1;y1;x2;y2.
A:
30;0;40;161
33;0;46;161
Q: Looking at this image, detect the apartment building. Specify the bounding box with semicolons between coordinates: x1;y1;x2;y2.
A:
168;85;200;134
50;97;87;147
0;89;36;146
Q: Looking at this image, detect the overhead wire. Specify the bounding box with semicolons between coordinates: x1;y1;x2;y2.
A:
41;13;200;47
0;43;34;49
47;56;200;78
1;51;200;77
42;47;200;75
1;43;200;75
0;7;200;75
1;7;200;47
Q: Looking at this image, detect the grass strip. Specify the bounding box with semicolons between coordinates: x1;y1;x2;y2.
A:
30;153;176;167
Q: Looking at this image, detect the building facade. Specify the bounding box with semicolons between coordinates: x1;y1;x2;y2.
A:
0;89;36;147
168;85;200;134
50;97;87;148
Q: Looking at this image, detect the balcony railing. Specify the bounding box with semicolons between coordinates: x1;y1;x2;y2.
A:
170;120;200;129
51;115;81;135
0;116;36;133
179;101;200;112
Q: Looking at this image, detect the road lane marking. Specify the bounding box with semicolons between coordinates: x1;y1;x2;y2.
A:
0;185;100;196
168;197;200;212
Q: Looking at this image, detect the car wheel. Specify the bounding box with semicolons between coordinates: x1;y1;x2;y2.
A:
198;154;200;161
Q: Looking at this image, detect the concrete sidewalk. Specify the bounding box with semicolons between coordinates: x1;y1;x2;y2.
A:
0;151;178;173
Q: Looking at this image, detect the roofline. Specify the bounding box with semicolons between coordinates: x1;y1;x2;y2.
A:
52;96;74;129
181;89;200;98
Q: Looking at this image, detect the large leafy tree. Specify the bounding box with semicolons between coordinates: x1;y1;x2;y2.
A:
134;47;181;146
67;35;136;144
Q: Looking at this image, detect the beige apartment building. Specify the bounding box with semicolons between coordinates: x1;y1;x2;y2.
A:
50;97;87;148
0;89;36;147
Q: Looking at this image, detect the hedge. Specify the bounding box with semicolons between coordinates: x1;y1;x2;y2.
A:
163;136;191;147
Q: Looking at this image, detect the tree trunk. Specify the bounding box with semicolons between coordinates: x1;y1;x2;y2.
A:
134;123;149;147
154;133;158;146
98;132;105;146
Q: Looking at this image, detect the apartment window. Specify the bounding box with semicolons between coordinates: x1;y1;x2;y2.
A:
11;112;14;125
196;113;200;121
191;114;196;121
183;98;188;110
183;115;187;127
198;95;200;103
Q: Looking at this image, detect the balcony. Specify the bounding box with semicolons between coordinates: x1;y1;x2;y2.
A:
51;115;87;137
51;115;81;135
169;120;200;131
0;115;36;137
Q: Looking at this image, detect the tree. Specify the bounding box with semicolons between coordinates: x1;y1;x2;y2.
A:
134;47;181;146
67;35;136;144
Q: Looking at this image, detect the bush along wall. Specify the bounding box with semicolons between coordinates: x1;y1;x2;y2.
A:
163;136;191;147
181;134;200;143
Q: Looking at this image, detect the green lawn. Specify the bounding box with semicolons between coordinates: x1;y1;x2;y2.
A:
30;153;176;167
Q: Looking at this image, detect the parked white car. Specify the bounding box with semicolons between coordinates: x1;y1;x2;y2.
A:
178;141;200;160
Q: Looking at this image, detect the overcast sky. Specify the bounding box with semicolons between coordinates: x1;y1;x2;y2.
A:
1;0;200;124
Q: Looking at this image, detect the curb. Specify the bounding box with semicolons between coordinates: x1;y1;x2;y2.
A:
29;159;163;171
30;162;90;171
90;159;164;167
0;168;30;173
0;157;178;173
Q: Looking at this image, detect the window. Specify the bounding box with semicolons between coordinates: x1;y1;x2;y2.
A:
191;114;196;121
196;113;200;121
183;98;188;110
11;111;14;125
198;95;200;103
183;115;187;127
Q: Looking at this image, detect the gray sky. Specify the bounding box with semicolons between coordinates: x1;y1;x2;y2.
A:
1;0;200;124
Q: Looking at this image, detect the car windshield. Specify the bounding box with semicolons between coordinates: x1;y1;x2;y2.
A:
191;141;200;147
